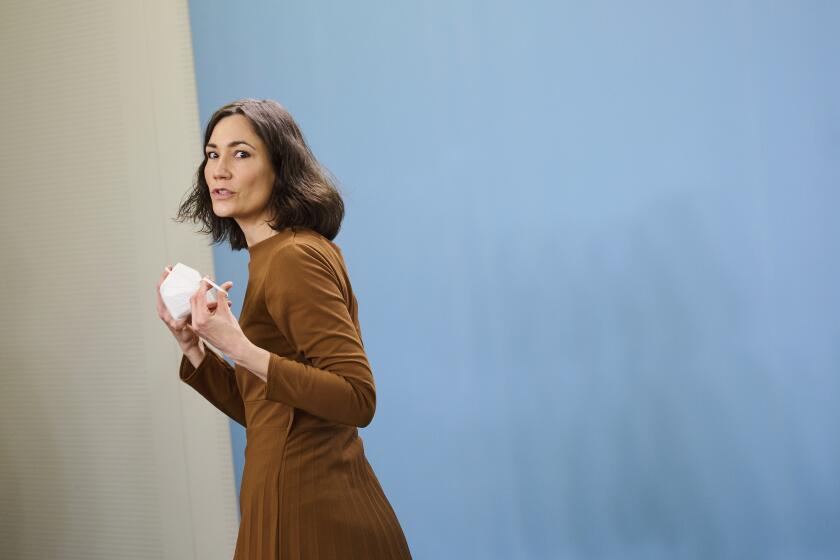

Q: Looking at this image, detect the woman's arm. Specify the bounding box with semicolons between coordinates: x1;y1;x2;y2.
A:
234;242;376;428
180;341;248;427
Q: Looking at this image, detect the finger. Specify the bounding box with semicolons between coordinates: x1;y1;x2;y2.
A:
199;276;214;295
216;281;228;301
157;267;170;289
201;277;230;295
156;264;174;302
192;278;211;306
218;281;233;300
156;280;168;304
191;281;210;327
156;290;172;318
203;277;228;306
171;314;190;330
160;305;175;323
214;281;233;315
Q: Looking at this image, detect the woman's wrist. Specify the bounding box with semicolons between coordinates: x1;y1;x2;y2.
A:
232;340;270;382
182;340;206;369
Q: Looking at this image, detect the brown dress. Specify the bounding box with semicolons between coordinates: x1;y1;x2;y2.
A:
179;226;412;559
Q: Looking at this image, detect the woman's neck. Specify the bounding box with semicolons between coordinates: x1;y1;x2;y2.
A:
238;216;281;249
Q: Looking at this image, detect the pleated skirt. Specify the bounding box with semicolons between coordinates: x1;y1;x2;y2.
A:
234;421;412;559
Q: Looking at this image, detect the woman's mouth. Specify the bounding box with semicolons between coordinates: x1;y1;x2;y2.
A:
212;188;235;199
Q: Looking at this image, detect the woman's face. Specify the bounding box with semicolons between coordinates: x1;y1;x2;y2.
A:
204;114;276;222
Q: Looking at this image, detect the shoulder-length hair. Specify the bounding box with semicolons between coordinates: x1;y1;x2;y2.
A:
175;98;344;249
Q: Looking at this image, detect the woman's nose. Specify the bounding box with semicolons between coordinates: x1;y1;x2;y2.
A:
213;157;232;180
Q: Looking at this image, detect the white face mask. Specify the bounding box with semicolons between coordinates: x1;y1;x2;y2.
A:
160;262;220;321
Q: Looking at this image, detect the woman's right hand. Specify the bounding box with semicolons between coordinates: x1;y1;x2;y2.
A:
156;265;233;353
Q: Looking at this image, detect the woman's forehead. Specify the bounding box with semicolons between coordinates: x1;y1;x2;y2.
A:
209;114;260;145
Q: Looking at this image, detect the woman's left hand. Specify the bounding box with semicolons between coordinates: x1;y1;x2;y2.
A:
189;277;250;360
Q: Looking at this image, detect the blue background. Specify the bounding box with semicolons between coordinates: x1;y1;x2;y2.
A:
187;1;840;558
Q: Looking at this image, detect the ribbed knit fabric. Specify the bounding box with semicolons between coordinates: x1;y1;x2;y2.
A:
179;226;412;559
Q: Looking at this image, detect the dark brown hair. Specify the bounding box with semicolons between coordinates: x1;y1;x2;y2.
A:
174;98;344;249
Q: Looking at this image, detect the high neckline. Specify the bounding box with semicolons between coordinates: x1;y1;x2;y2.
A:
247;227;296;263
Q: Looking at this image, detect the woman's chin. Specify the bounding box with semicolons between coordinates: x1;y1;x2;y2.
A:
211;203;236;218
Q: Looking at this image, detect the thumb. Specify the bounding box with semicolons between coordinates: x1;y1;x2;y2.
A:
218;281;233;310
219;280;233;298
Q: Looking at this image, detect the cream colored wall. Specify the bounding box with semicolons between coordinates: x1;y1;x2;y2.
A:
0;1;238;558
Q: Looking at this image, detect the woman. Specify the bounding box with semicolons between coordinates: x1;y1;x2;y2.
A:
155;98;412;559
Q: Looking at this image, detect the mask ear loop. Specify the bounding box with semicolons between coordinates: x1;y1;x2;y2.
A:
201;276;228;296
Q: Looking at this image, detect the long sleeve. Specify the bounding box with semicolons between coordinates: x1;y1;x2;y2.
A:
263;242;376;427
180;347;247;427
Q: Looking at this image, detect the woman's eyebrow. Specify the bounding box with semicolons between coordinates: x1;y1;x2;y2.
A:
205;140;256;149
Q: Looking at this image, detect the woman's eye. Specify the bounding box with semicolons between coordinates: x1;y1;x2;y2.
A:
205;150;249;159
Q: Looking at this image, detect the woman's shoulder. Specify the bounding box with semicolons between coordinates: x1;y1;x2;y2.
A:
269;227;346;274
282;227;343;261
290;227;336;248
264;228;351;297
